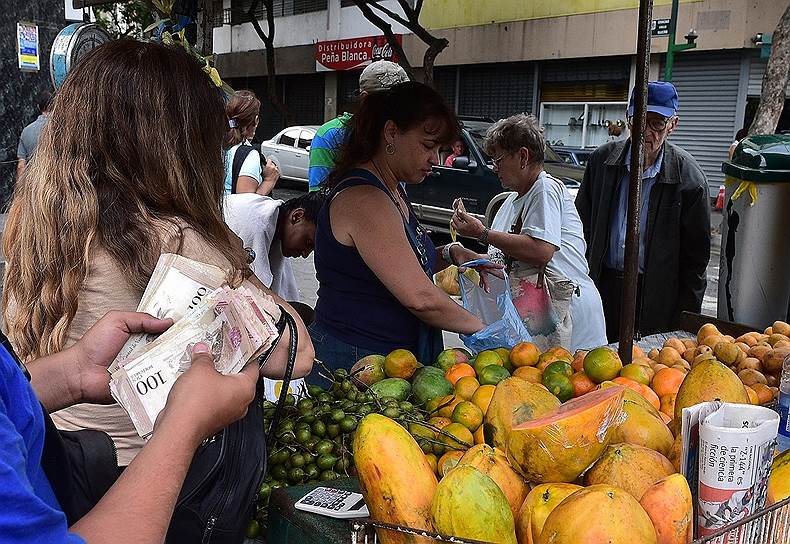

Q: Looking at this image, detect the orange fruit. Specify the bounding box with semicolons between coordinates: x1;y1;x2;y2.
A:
513;366;543;384
451;401;484;432
745;386;759;405
445;362;476;385
569;371;596;397
473;424;485;445
424;453;438;475
613;376;660;410
583;347;623;383
440;422;475;450
454;375;480;400
510;342;541;367
437;450;465;477
473;351;504;376
571;350;588;372
619;363;653;385
751;383;775;405
471;384;496;414
651;367;686;397
438;395;463;418
428;416;452;429
537;346;574;371
384;348;419;379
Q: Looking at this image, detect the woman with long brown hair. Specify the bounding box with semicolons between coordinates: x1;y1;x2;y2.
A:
310;82;498;379
2;40;314;465
223;90;278;195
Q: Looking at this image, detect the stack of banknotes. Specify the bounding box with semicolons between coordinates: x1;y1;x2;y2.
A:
109;254;281;438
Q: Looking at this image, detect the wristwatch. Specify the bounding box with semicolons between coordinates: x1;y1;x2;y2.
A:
442;242;463;265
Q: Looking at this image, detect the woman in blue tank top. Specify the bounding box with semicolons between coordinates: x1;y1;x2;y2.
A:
309;82;499;382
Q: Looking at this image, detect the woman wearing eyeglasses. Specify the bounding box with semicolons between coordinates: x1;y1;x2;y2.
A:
451;114;607;352
309;82;498;381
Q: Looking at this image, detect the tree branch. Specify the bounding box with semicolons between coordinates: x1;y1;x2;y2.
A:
366;0;410;28
352;0;415;79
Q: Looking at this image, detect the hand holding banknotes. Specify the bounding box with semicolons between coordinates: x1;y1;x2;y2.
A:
156;342;258;443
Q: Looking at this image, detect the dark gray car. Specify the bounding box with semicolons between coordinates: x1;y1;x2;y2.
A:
408;118;585;235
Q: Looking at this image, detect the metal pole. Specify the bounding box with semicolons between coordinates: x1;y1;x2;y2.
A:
664;0;679;81
618;0;654;364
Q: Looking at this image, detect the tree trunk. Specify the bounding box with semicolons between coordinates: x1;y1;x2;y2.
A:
749;3;790;135
247;0;292;127
351;0;417;81
421;37;448;88
199;0;216;56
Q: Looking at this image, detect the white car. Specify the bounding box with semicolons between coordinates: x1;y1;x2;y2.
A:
259;125;318;185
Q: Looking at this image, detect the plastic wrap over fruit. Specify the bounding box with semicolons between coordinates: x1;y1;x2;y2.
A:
505;386;626;483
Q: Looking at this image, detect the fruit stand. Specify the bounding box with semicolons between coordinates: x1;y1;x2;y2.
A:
250;313;790;544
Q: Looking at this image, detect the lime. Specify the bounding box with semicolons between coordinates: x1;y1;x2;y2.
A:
288;467;305;483
315;439;334;455
312;420;326;437
269;449;289;465
246;520;261;539
330;409;345;422
542;372;574;402
317;454;338;470
294;428;311;444
326;424;340;438
297;398;315;413
270;465;287;481
285;394;296;407
307;384;323;397
320;470;339;481
258;483;272;502
543;360;573;378
304;463;320;480
339;416;357;433
289;453;306;468
478;364;510;386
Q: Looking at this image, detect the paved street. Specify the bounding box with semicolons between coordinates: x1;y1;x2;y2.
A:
275;185;724;348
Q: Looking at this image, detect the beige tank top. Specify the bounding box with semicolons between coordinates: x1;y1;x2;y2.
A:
49;221;235;465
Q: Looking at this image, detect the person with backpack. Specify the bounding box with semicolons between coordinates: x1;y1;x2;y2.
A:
0;310;262;543
223;90;280;196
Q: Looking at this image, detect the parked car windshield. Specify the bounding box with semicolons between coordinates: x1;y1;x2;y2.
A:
461;119;563;164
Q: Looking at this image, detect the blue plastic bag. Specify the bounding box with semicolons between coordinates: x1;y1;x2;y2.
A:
458;264;533;354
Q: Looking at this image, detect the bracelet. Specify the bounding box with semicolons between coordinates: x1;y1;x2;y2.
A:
478;227;490;245
442;241;463;265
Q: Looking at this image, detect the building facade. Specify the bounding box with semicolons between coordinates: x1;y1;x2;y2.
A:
214;0;788;195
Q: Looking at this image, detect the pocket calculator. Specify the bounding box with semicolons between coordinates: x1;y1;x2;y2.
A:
294;487;370;519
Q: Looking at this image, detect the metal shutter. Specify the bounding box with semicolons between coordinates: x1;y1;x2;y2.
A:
284;73;325;126
748;52;790;96
337;69;361;113
660;51;741;193
433;66;457;109
541;56;630;83
457;62;534;120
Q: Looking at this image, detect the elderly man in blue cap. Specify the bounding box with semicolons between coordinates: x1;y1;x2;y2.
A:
576;81;711;341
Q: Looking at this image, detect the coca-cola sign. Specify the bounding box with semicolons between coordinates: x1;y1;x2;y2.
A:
315;34;402;72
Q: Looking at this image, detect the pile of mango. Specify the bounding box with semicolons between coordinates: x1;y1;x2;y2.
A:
349;322;790;544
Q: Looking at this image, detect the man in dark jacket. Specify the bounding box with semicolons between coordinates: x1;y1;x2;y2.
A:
576;81;711;341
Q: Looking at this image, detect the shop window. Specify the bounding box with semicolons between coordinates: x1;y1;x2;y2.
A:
539;102;628;148
230;0;327;24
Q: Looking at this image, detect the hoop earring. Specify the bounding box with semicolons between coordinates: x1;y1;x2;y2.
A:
385;143;396;155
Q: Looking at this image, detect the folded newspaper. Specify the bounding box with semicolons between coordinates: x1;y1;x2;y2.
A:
681;401;779;541
109;254;282;438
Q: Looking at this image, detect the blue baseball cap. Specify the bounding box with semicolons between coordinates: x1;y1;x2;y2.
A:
627;81;678;118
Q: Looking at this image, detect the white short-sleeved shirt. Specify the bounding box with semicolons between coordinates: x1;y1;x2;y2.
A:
488;171;607;351
224;142;262;195
223;194;299;301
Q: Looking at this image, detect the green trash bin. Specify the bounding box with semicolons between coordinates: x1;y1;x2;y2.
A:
718;135;790;328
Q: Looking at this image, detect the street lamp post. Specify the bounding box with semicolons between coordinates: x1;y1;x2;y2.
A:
663;0;698;81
